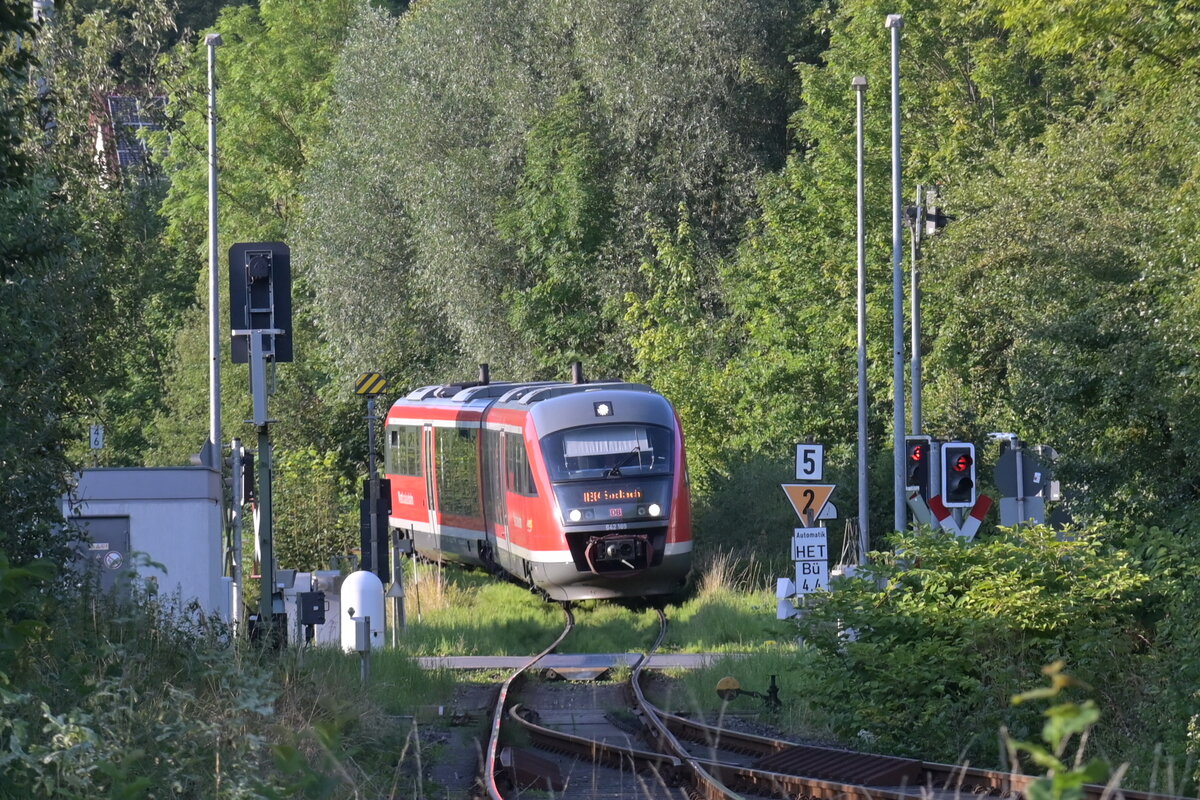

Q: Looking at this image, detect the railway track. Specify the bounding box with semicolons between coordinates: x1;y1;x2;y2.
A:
482;607;1191;800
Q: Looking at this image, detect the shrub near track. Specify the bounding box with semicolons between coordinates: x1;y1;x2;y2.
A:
0;553;455;800
787;525;1199;794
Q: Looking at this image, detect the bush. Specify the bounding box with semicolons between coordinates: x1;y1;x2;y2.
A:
790;526;1156;771
1;570;278;798
1119;516;1200;790
0;552;439;799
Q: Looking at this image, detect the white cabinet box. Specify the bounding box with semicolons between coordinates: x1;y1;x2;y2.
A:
64;467;228;621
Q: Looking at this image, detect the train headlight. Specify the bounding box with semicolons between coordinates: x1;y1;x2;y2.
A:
568;509;583;522
648;503;662;517
593;401;613;417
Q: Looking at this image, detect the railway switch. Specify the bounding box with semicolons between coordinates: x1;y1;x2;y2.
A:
717;674;782;707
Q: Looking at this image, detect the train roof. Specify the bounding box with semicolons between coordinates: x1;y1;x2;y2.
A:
401;379;657;407
389;377;678;435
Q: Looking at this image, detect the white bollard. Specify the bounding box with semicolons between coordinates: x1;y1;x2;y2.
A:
340;571;384;653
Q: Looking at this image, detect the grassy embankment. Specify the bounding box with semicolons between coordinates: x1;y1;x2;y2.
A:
10;541;1188;798
376;549;825;727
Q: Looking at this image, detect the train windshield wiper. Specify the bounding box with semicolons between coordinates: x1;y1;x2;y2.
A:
603;447;641;478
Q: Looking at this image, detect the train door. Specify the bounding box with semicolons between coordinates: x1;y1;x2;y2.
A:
478;425;504;570
422;423;440;549
498;432;511;545
489;430;518;576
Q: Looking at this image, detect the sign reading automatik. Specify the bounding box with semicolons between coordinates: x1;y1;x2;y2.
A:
792;527;828;594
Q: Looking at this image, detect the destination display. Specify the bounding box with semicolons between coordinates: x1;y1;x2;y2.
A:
580;486;645;505
554;477;672;525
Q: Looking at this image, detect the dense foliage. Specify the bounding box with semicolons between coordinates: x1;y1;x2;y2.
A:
3;0;1200;792
0;563;445;798
791;520;1200;790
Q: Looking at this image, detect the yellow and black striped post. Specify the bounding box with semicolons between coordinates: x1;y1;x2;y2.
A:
356;371;404;640
357;373;387;569
355;372;387;397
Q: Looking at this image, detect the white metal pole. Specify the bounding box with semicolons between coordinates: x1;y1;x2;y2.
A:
206;33;223;467
853;75;869;561
886;14;905;534
910;185;923;435
230;437;243;601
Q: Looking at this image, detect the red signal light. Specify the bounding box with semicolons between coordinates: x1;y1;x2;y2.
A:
941;442;977;507
905;438;932;504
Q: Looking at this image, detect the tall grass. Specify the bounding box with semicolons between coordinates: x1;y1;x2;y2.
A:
668;549;796;652
0;559;465;799
694;548;768;595
387;550;798;658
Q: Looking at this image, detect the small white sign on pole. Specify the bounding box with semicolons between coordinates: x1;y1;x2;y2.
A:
795;443;825;481
90;425;105;450
792;527;828;594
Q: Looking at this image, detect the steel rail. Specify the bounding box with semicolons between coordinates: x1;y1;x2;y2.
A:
505;703;960;800
628;608;746;800
508;703;682;776
483;602;574;800
491;606;1193;800
649;701;1194;800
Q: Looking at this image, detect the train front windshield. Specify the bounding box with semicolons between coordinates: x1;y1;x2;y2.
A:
540;425;673;481
540;425;675;525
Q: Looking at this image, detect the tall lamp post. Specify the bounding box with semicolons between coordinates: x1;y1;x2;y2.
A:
206;32;222;467
853;75;869;561
886;14;905;534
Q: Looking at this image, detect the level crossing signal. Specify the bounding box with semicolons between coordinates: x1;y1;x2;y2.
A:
904;436;932;504
941;442;976;508
360;478;391;584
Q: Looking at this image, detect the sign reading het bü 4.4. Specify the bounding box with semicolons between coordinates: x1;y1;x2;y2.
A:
791;527;828;594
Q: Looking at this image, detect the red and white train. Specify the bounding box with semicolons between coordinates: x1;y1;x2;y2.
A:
383;366;693;601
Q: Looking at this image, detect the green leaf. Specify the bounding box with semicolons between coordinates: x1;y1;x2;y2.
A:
1009;739;1066;772
1043;701;1101;749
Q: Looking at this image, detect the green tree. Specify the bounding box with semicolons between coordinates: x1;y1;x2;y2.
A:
922;117;1189;519
665;0;1088;534
985;0;1200;96
149;0;364;569
626;207;734;487
271;446;357;570
497;85;617;377
0;1;89;560
20;0;192;466
304;0;798;380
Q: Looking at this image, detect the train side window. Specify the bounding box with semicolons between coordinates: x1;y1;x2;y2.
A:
387;425;422;477
505;433;537;497
437;426;481;517
505;434;516;491
522;447;536;496
385;429;398;475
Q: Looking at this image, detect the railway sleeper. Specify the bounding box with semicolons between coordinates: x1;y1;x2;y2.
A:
497;746;565;792
510;704;685;784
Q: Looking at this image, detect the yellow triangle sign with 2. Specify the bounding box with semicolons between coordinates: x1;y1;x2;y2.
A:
781;484;835;523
